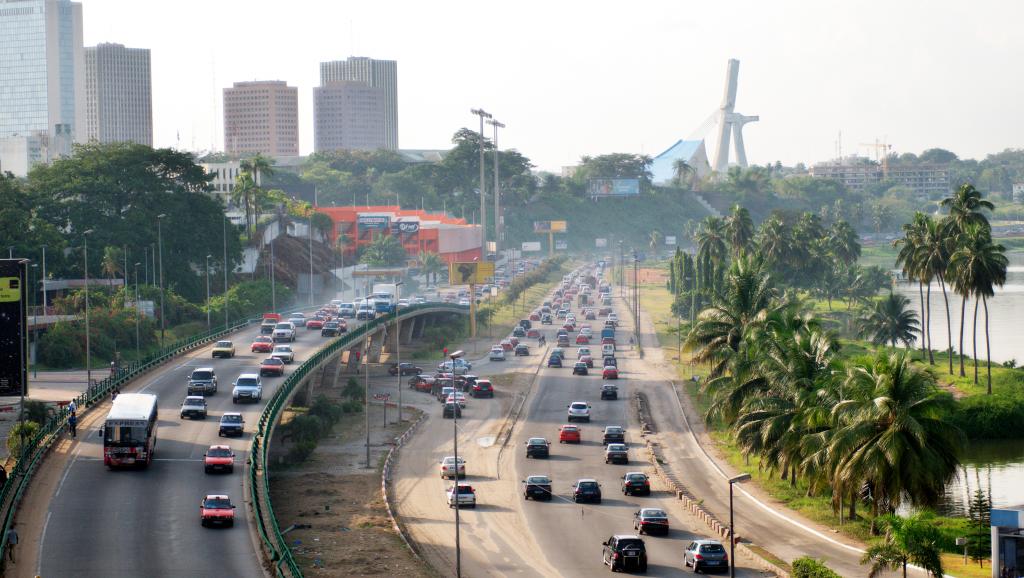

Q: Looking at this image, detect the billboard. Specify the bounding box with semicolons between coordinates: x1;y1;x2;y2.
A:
588;178;640;198
449;262;496;285
555;239;568;250
665;236;677;246
533;220;567;233
391;220;420;235
358;215;391;230
595;238;607;248
521;241;542;252
0;260;27;396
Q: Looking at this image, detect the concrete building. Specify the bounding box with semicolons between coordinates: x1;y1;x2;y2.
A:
0;134;45;176
0;0;84;170
222;80;298;157
319;57;397;150
83;43;152;145
1012;182;1024;204
313;81;386;152
992;506;1024;576
199;160;246;224
810;156;951;198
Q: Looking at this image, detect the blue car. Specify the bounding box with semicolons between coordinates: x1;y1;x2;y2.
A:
547;356;563;368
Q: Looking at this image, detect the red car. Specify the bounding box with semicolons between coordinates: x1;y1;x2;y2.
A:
260;357;285;376
529;312;541;321
602;336;616;345
580;354;594;368
204;445;235;474
576;334;590;345
599;307;613;316
602;366;619;380
305;318;325;330
200;494;236;527
471;379;494;398
509;336;520;347
563;323;575;332
526;328;541;339
251;336;274;353
500;340;514;351
559;424;581;444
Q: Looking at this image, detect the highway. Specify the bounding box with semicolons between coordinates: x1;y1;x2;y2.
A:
37;312;359;578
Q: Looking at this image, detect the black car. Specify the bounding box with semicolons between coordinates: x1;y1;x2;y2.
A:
572;479;602;504
547;355;563;368
601;535;648;573
389;362;423;376
442;402;462;419
321;321;342;337
602;426;626;445
523;475;553;500
603;356;617;367
633;508;670;535
519;319;532;330
573;362;589;376
512;326;526;338
601;384;618;400
541;314;553;325
622;472;651;496
514;344;530;356
525;437;550;459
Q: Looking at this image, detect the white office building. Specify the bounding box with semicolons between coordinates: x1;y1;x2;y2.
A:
319;57;397;150
83;43;152;145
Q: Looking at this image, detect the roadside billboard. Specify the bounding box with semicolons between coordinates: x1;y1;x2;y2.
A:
521;242;542;252
595;238;607;248
665;236;677;246
449;262;496;285
358;215;391;230
391;220;420;235
533;220;567;233
0;260;27;396
555;239;568;250
588;178;640;198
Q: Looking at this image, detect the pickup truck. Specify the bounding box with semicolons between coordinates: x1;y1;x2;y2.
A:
186;367;218;396
272;322;296;343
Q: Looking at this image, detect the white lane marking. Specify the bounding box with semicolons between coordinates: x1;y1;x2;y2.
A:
53;442;86;499
37;510;52;577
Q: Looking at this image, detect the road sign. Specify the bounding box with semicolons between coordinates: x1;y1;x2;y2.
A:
665;236;677;245
0;260;27;396
533;220;567;233
448;262;495;285
521;241;542;252
373;393;391;401
595;238;607;248
555;239;568;250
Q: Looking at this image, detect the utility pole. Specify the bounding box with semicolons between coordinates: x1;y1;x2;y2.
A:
395;281;404;423
270;229;277;312
205;255;212;329
309;215;315;306
487;118;505;253
453;363;462;578
470;108;491;256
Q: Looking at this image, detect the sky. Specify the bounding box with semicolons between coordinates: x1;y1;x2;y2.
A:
81;0;1024;172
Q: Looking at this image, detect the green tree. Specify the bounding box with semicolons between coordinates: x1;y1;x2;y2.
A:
724;205;755;257
101;246;124;280
239;153;275;236
420;251;445;285
0;172;66;267
672;158;695;189
361;234;407;267
918;217;954;372
861;513;945;578
894;213;929;359
941;183;993;235
858;292;919;348
826;220;861;266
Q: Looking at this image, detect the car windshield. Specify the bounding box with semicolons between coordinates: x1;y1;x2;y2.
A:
236;377;258;386
606;426;623;433
221;414;242;423
701;544;726;553
578;481;598;489
203;498;232;509
263;358;283;365
528;438;547;445
608;444;627;451
215;341;231;347
562;426;578;431
184;398;204;405
208;447;232;457
275;323;291;329
191;371;213;380
274;346;290;352
443;457;463;465
527;476;551;484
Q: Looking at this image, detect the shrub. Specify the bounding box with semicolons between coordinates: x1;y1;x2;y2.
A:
286;440;317;464
38;322;83;368
950;393;1024;439
341;400;363;414
792;557;841;578
23;400;50;424
342;377;362;401
7;421;41;457
207;279;291;322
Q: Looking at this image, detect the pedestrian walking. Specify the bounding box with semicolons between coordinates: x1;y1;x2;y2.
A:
6;524;17;563
68;400;77;414
68;412;77;438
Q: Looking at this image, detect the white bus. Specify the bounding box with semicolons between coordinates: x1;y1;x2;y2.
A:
103;393;159;468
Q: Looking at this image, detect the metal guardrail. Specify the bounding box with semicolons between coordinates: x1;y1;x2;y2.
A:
248;303;469;577
0;305;314;567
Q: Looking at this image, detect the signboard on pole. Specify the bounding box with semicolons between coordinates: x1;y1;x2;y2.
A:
595;238;607;248
555;239;568;250
665;236;677;246
587;178;640;198
0;260;28;396
533;220;567;233
521;241;542;252
448;262;496;285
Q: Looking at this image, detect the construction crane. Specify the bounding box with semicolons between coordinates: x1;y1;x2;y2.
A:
859;139;893;178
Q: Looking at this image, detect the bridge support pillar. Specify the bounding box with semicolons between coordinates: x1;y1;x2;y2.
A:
401;317;415;344
367;332;384;364
346;346;361;371
412;315;427;338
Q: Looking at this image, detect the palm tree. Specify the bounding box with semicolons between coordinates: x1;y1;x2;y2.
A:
724;205;755;257
100;246;123;280
918;217;954;373
694;216;728;266
231;171;256;237
755;215;789;271
858;292;918;349
830;353;962;529
941;183;994;236
827;220;861;266
949;224;1008;391
893;214;928;358
419;251;445;285
239;154;275;236
672;158;695;189
361;234;406;267
862;513;945;578
648;230;663;252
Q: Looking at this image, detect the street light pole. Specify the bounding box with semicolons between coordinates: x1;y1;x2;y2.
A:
364;275;371;468
454;388;462;578
309;216;315;306
394;281;405;424
633;252;640;346
205;254;212;329
134;262;141;356
470;108;491;257
223;216;229;329
83;229;94;387
41;245;47;314
728;473;751;578
30;263;37;379
270;229;277;312
487;118;505;254
156;214;166;344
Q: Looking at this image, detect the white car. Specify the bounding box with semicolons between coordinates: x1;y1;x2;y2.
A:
489;346;506;361
608;313;618;322
440;456;466;479
446;392;467;408
447;483;476;508
270;345;295;364
567;401;591;423
272;322;296;343
232;373;263;403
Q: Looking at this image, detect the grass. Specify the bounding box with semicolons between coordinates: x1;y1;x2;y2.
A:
941;555;990;578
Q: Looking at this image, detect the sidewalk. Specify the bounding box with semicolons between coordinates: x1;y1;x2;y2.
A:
0;371;94;464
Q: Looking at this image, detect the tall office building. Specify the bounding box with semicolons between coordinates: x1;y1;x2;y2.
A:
319;57;397;150
83;43;152;145
0;0;84;173
222;80;299;157
314;81;386;152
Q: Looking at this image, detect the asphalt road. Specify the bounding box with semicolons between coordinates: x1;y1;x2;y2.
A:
38;313;360;578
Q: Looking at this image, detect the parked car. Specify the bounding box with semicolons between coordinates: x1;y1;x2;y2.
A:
446;483;477;508
388;362;422;376
439;456;466;479
525;437;551;458
409;375;436;393
605;443;629;464
211;340;235;358
601;383;619;400
601;535;647;573
200;494;236;528
559;424;581;444
684;540;729;573
634;508;670;535
621;472;651;496
180;396;208;419
218;412;245;437
572;479;602;503
203;445;235;474
522;475;553;500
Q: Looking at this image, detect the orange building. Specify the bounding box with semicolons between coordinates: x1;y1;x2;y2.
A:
316;205;482;264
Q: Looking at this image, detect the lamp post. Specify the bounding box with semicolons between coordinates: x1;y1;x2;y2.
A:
41;245;47;314
308;215;315;306
83;229;95;387
364;274;371;468
728;473;752;578
487;118;505;253
470;108;491;256
633;252;640;346
156;214;166;344
30;263;37;378
223;216;229;329
270;228;277;312
134;262;141;356
394;281;404;424
205;254;212;329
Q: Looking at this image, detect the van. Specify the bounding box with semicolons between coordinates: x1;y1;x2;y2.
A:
602;343;616;356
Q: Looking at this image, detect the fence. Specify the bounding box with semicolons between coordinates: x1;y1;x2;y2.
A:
248;303;468;577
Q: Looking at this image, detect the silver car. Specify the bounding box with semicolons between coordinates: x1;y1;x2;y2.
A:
684;539;729;573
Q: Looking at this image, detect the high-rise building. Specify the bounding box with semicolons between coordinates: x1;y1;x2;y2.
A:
319;57;397;150
0;0;84;172
222;80;299;157
83;43;152;145
314;81;386;152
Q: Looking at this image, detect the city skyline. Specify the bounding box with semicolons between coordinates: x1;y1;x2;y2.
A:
74;0;1024;171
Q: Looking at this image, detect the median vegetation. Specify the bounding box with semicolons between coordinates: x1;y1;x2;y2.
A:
281;383;363;464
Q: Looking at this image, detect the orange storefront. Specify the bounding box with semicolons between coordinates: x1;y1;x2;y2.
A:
316;205;483;264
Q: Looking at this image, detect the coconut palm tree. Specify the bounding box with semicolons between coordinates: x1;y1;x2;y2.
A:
239;154;275;236
941;183;994;235
672;158;695;189
862;513;945;578
419;251;445;285
755;215;789;271
830;353;962;529
893;214;928;356
827;220;861;266
918;217;955;373
648;230;663;252
694;216;728;266
949;224;1008;392
100;246;123;280
858;292;919;349
724;205;755;257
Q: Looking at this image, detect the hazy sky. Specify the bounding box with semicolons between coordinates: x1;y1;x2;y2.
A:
82;0;1023;172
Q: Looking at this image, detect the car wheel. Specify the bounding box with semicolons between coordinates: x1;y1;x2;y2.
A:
201;520;207;528
204;466;211;474
693;563;701;574
524;494;530;500
233;398;238;403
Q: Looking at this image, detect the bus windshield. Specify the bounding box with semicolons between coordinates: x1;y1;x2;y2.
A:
104;423;148;445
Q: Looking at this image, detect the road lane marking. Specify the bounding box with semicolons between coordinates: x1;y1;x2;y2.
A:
37;510;52;577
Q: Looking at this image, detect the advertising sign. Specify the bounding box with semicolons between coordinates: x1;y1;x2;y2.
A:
391;220;420;235
448;262;496;285
0;260;27;396
358;215;391;230
486;241;497;253
665;236;677;246
521;241;542;252
533;220;568;233
587;178;641;198
595;238;608;248
555;239;568;250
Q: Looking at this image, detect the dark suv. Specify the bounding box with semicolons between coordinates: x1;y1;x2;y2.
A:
442;402;462;419
187;368;217;396
601;535;647;573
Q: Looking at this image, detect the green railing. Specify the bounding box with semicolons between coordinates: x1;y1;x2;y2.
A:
0;305;314;566
249;303;469;577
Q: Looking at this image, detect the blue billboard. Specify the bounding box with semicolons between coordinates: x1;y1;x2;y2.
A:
588;178;641;198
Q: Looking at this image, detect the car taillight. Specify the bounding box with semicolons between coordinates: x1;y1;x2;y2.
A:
613;553;621;560
643;480;650;485
694;554;703;560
